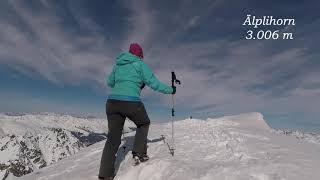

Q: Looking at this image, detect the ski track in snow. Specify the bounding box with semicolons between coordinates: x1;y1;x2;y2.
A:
13;113;320;180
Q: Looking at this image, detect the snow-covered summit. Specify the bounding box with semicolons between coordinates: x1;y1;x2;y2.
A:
208;112;270;130
17;112;320;180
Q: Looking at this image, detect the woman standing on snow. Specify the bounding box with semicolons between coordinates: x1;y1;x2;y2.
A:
98;43;175;180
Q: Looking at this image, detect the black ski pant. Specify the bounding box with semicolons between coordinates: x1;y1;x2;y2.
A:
99;99;150;178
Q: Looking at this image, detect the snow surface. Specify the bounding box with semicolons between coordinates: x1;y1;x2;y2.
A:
14;112;320;180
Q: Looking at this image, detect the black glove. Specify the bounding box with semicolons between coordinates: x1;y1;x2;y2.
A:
172;86;176;94
140;83;146;90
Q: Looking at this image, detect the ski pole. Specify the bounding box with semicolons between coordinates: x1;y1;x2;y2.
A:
170;71;181;156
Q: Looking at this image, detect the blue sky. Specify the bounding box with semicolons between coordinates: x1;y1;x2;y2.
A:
0;0;320;132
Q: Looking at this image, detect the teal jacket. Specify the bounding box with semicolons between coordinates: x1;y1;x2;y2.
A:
107;52;173;101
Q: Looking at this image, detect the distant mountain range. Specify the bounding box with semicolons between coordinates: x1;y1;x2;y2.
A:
273;129;320;145
2;112;98;119
0;113;134;179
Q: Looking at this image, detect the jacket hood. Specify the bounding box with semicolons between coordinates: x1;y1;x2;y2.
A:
116;52;141;65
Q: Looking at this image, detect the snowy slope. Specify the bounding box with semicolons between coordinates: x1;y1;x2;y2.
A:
0;113;134;179
15;112;320;180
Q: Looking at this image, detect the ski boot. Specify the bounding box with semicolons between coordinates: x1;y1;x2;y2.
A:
132;152;149;166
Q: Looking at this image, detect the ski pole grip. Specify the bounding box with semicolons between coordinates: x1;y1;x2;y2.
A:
171;71;176;87
171;71;181;87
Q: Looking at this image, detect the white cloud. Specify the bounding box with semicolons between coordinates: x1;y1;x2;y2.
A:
121;0;155;50
0;0;320;125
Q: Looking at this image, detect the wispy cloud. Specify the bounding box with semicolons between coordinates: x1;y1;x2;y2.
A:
0;0;320;129
0;1;113;87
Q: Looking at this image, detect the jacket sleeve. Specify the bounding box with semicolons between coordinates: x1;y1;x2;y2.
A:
106;67;116;88
140;62;173;94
